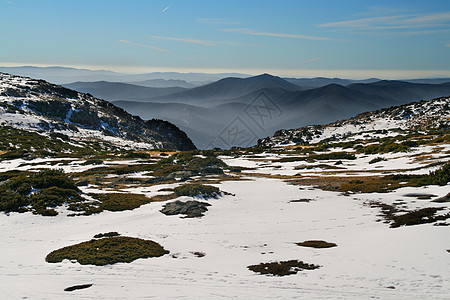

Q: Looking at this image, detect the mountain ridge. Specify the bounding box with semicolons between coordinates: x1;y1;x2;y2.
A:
63;81;187;102
0;73;196;151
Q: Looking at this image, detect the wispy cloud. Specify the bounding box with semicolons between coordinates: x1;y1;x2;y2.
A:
222;28;332;41
118;40;167;52
380;28;450;36
319;12;450;31
149;35;216;46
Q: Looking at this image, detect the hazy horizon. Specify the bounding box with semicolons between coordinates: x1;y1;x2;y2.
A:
2;64;450;80
1;0;449;80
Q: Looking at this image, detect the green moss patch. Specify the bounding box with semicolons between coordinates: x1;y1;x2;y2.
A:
248;260;320;276
0;169;83;215
93;193;152;212
296;240;337;248
46;236;169;266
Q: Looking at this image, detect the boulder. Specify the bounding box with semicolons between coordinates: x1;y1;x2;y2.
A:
160;200;211;218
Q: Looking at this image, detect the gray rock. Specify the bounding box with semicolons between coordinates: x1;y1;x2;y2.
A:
165;170;198;181
160;200;211;218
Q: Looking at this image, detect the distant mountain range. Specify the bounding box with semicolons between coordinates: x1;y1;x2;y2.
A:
258;96;450;147
2;66;449;87
110;74;450;149
0;66;248;85
63;81;188;102
0;73;196;151
2;67;450;149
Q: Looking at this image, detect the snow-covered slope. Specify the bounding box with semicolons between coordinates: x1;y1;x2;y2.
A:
259;96;450;147
0;73;196;151
0;146;449;299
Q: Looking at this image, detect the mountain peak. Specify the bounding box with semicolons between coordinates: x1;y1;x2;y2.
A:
254;73;279;78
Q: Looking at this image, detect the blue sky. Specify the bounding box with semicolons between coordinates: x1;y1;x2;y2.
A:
1;0;449;78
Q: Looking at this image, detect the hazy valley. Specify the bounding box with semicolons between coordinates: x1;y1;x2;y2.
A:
47;68;450;149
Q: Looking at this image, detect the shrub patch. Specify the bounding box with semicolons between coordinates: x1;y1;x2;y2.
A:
93;193;151;212
46;236;169;266
296;240;337;248
0;169;83;215
368;201;450;227
248;260;320;276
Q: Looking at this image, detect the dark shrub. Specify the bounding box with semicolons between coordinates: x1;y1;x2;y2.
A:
46;236;169;265
296;240;337;248
248;260;320;276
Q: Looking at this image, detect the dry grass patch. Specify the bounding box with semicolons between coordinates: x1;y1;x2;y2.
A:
411;154;433;163
148;193;178;202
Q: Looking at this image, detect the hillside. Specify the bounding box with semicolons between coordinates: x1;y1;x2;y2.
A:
0;73;196;151
259;96;450;147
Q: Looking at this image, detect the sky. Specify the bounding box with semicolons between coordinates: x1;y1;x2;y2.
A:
0;0;449;79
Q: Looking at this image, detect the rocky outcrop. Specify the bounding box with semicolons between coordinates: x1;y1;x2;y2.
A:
160;200;211;218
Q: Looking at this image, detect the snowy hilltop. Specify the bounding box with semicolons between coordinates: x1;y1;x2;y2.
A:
259;96;450;147
0;73;196;151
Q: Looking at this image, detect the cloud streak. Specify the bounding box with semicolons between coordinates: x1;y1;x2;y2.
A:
222;28;332;41
319;12;450;31
118;40;167;52
149;35;216;46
